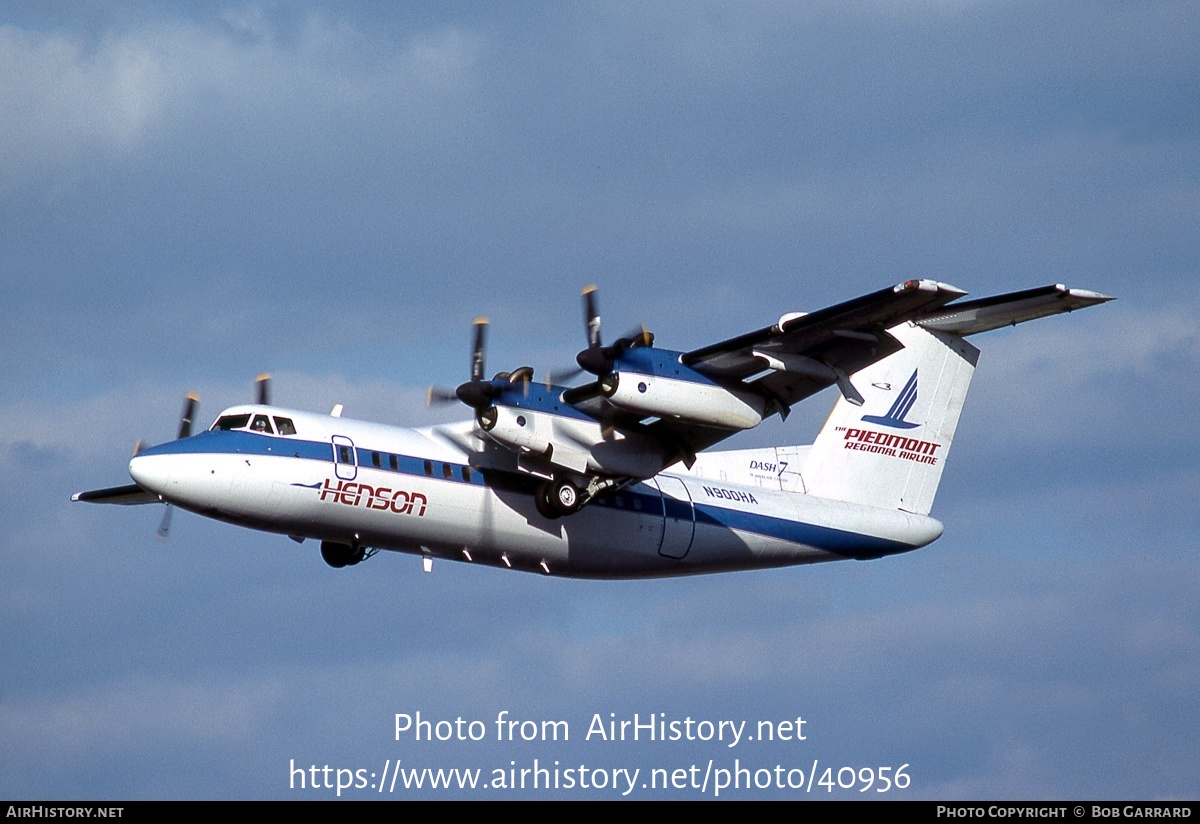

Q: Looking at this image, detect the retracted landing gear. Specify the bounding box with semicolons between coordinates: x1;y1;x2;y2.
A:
320;540;374;568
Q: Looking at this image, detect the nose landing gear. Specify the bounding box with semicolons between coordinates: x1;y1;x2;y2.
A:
320;540;368;568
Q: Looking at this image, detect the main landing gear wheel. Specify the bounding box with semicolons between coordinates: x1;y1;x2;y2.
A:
554;480;580;512
536;480;583;518
535;483;559;519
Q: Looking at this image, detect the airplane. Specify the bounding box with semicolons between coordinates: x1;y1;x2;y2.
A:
74;280;1111;579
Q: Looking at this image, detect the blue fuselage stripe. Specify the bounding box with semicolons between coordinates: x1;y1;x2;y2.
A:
692;503;910;557
139;430;915;557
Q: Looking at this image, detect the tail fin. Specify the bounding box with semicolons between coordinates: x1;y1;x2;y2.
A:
800;283;1112;515
802;323;977;515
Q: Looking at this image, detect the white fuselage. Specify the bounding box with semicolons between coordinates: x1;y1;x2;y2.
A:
128;405;943;578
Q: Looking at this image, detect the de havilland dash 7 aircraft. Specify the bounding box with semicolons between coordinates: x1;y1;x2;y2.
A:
75;281;1110;578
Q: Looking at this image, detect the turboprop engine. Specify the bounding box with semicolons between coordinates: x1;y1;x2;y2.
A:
479;403;668;479
570;286;770;431
597;369;768;431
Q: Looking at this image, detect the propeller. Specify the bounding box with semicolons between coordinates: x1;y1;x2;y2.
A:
143;376;261;543
545;285;602;385
176;392;199;439
454;318;506;411
427;317;526;412
584;283;602;349
428;317;488;407
156;505;174;541
574;285;653;377
144;391;200;542
469;316;486;381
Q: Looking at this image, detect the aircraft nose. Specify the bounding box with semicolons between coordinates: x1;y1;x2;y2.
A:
129;453;171;496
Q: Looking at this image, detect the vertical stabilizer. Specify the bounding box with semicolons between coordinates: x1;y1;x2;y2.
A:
801;322;979;515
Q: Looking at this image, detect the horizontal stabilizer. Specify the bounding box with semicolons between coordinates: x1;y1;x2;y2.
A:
72;483;159;505
915;284;1113;336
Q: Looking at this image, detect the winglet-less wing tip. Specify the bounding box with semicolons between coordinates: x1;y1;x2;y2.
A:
915;283;1114;336
1064;287;1114;303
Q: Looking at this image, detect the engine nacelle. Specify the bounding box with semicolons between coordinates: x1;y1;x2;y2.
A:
479;405;554;456
600;371;767;430
480;405;669;479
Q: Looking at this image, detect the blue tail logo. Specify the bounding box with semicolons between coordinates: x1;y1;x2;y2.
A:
861;369;921;430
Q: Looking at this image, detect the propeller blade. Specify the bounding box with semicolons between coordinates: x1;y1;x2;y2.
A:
620;323;654;348
156;504;174;541
256;373;270;405
132;439;144;457
426;386;460;406
573;283;653;376
470;317;488;382
583;284;602;349
547;364;585;385
176;393;199;439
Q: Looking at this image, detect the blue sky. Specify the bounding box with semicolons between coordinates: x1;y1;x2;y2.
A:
2;1;1197;799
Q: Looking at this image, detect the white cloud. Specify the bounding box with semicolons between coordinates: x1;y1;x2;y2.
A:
0;25;168;161
0;12;486;184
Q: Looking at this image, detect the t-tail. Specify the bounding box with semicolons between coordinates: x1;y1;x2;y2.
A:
801;284;1112;516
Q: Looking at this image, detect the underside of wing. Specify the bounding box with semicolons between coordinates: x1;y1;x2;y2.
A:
557;280;1112;471
72;483;159;505
913;284;1113;335
683;279;968;411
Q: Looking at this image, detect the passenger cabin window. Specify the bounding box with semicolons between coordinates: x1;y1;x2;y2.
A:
371;451;381;468
212;414;251;431
389;455;399;471
251;415;274;434
273;417;297;436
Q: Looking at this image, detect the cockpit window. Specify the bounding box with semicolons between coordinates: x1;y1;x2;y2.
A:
250;415;274;434
212;414;252;431
273;417;297;436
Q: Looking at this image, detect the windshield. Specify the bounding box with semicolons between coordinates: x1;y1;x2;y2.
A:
211;414;252;431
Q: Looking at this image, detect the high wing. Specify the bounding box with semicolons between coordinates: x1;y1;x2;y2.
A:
684;279;965;405
912;283;1111;335
428;280;1110;507
627;281;1110;458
